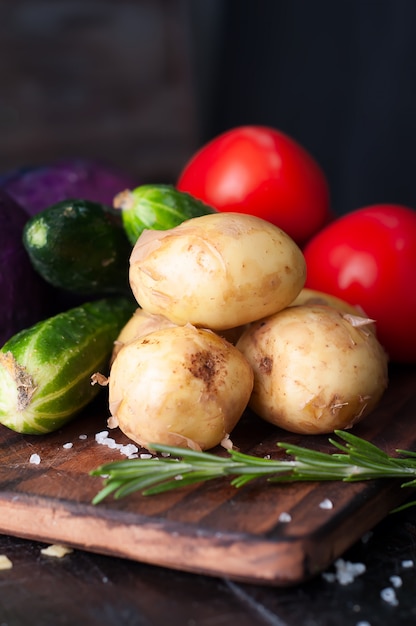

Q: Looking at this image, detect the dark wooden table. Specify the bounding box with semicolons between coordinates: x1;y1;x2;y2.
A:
1;360;416;626
0;502;415;626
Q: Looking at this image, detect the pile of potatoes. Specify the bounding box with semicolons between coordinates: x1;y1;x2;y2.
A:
105;212;388;452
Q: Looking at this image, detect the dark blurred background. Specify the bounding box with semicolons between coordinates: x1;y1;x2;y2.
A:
1;0;416;215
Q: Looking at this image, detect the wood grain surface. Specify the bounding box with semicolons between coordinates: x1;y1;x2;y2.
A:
0;363;414;587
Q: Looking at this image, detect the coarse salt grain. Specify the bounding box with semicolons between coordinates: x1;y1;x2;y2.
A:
29;453;41;465
319;498;333;510
119;443;139;457
0;555;12;570
278;512;292;523
95;430;143;458
104;437;121;450
356;622;371;626
63;442;73;449
95;430;109;442
389;575;402;588
79;434;87;440
401;559;414;568
95;429;154;459
322;558;366;585
380;587;398;606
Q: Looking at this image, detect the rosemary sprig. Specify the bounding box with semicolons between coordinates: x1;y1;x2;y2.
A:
90;430;416;505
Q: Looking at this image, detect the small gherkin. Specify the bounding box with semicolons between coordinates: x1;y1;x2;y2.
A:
113;184;217;246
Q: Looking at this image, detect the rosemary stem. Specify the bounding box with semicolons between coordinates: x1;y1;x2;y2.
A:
90;431;416;504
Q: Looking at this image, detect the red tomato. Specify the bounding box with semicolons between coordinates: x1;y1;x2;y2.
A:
177;126;332;245
303;204;416;363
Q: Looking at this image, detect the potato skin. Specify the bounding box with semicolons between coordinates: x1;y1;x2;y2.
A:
108;325;254;451
111;308;177;363
129;212;306;330
112;308;247;364
290;288;367;316
236;305;388;434
289;288;376;333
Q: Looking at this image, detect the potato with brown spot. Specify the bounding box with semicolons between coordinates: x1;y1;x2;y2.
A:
236;305;388;434
108;325;254;451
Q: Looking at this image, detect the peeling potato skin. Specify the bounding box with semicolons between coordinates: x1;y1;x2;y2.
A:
108;325;254;451
129;212;306;330
236;305;389;435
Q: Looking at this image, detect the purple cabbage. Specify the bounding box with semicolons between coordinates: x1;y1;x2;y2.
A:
0;190;51;345
1;158;137;216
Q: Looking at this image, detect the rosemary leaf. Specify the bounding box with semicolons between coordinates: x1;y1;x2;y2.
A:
90;431;416;505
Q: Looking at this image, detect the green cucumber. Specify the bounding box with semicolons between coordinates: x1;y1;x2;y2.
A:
0;297;135;435
113;184;217;245
22;199;132;295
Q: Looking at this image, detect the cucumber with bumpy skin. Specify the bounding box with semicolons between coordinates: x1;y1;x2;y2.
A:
113;184;217;245
0;297;135;435
22;199;132;295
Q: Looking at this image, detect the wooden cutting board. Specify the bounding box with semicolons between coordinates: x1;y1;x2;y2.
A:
0;364;414;587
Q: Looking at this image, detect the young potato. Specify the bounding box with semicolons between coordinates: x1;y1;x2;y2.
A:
108;325;254;452
129;212;306;330
111;308;177;363
236;305;388;435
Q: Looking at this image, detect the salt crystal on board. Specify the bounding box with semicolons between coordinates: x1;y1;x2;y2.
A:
389;575;402;588
322;558;366;585
319;498;333;510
